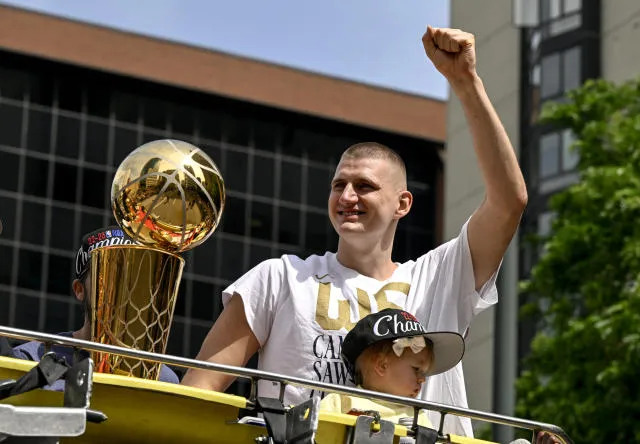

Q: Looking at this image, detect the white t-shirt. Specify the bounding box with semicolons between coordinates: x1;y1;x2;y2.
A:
222;220;498;437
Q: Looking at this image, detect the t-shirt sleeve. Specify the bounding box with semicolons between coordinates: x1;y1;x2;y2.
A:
222;258;285;347
319;393;342;413
418;218;499;331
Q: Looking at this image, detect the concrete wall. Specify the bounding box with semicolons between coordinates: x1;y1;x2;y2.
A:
601;2;640;83
446;0;521;428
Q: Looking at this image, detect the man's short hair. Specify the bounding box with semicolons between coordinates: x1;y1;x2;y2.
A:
340;142;407;180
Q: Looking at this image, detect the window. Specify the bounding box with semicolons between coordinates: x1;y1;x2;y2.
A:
541;46;581;100
539;133;560;178
0;103;23;148
540;0;582;36
538;129;579;194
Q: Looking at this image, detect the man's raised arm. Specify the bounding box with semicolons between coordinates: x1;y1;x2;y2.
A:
181;294;260;392
422;26;528;290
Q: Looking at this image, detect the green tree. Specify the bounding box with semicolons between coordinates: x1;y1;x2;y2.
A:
516;78;640;444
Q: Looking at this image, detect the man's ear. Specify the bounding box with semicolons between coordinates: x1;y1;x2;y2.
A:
394;190;413;220
72;279;85;303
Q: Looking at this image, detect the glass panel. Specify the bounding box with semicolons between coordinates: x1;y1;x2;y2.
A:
191;281;214;321
0;245;13;284
189;324;212;360
17;249;42;290
0;150;21;192
192;238;217;276
539;133;560;178
57;77;84;113
170;104;195;136
549;0;561;19
0;103;23;148
562;46;582;92
254;120;280;153
143;97;168;130
249;244;271;269
55;115;81;159
85;121;109;164
220;238;244;280
27;109;52;153
199;110;222;141
280;160;302;203
86;86;111;118
47;255;72;295
21;201;46;245
224;116;251;147
541;53;561;98
562;129;579;171
79;212;104;238
113;126;139;167
15;293;40;330
166;320;184;357
53;163;78;203
0;67;29;101
113;92;139;124
538;212;555;237
253;154;274;198
305;211;328;253
23;157;49;198
564;0;581;14
307;166;331;209
221;198;246;236
174;283;187;317
0;290;8;325
44;299;70;333
549;14;581;36
81;167;107;209
0;196;16;239
250;202;273;240
278;206;300;245
224;150;247;192
29;75;55;107
50;207;75;251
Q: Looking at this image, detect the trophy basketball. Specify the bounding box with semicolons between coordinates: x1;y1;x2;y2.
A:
88;139;225;379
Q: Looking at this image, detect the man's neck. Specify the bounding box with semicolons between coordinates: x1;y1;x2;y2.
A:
336;238;397;281
72;320;91;341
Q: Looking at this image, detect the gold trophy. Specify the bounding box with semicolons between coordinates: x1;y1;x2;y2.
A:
89;139;225;379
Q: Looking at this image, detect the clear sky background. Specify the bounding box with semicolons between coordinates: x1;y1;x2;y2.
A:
0;0;450;100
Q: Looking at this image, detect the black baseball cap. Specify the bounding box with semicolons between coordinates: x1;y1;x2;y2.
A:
341;308;465;377
73;226;137;280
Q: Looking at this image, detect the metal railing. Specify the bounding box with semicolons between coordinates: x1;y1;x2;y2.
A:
0;325;572;444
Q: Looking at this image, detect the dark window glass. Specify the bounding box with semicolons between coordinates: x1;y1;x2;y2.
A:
27;109;52;153
200;143;223;170
20;201;46;245
171;104;195;136
192;239;217;276
253;154;274;198
174;280;187;317
221;199;246;236
0;68;29;101
166;320;184;357
57;77;84;113
563;46;581;92
29;75;54;107
15;293;40;331
0;103;23;147
540;133;561;178
23;157;49;198
0;150;20;192
53;163;78;203
85;121;109;164
113;92;139;124
199;110;222;141
220;239;243;281
0;196;16;239
142;130;164;145
0;245;13;284
278;207;300;245
86;86;111;118
47;255;72;295
44;299;70;333
307;166;331;208
190;281;214;321
251;202;273;241
55;115;81;159
113;126;138;167
280;161;302;203
406;185;430;229
224;116;251;146
142;97;168;130
253;121;280;152
0;290;9;325
305;212;329;253
541;53;561;98
224;150;247;192
249;244;271;269
79;212;104;238
17;249;42;290
50;207;75;251
81;168;107;209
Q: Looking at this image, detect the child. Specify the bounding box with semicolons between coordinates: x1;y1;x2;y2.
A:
319;308;465;429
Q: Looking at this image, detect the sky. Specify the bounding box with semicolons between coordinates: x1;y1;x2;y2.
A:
0;0;450;100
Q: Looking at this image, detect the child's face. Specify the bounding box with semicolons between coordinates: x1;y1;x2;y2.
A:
375;346;432;398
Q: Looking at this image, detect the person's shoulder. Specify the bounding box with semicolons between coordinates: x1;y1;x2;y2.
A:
159;365;180;384
11;340;42;361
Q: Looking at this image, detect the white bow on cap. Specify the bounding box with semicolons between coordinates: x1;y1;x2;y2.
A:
392;336;426;357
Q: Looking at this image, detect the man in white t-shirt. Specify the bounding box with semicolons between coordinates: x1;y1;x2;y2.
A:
182;26;528;437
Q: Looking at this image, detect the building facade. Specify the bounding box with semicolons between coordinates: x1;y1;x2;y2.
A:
448;0;640;439
0;6;445;394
